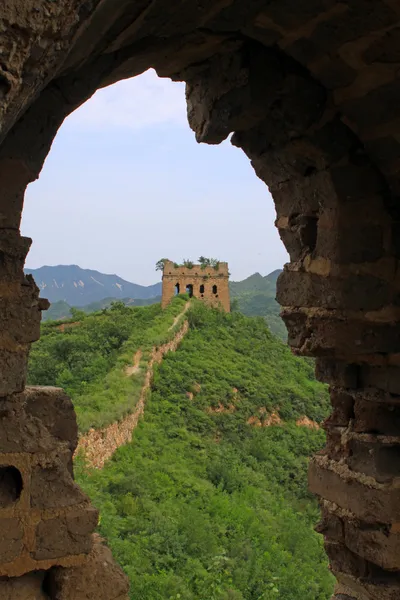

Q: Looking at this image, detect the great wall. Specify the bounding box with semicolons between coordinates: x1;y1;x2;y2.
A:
1;1;400;598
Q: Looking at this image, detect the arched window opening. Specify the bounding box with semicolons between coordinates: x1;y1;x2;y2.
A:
175;283;180;295
186;284;193;298
199;284;205;294
212;284;218;295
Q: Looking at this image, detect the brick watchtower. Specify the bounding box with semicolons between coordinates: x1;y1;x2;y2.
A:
161;260;230;312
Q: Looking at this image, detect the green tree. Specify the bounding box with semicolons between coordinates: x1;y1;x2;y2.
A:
155;258;169;272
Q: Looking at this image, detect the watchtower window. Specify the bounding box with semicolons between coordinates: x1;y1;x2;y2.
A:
199;284;205;294
175;283;180;295
212;284;218;295
186;284;193;298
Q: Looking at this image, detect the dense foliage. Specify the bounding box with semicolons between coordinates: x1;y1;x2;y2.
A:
73;302;333;599
28;297;188;431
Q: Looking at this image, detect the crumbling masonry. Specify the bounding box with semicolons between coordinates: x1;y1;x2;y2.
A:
1;1;400;598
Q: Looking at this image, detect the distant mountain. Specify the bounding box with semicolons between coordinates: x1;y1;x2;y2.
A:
229;270;286;341
25;265;162;306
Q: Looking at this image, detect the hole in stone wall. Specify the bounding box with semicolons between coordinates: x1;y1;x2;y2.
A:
199;284;205;294
212;285;218;294
186;284;193;298
0;466;23;506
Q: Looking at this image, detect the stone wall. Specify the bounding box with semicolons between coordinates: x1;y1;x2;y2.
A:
1;1;400;599
161;260;230;311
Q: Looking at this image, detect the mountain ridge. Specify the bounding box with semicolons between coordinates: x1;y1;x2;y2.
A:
25;264;162;305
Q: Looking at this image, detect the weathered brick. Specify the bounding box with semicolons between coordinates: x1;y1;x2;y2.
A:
343;79;400;130
310;0;396;52
24;387;78;453
354;398;400;435
30;461;89;509
294;315;400;356
0;518;23;564
363;27;400;64
315;222;385;263
325;541;368;578
347;438;400;482
277;270;390;310
309;457;400;522
45;535;129;600
0;348;29;396
315;506;344;542
316;360;359;388
313;56;356;90
324;389;354;427
34;507;98;560
345;520;400;570
361;365;400;395
0;571;47;600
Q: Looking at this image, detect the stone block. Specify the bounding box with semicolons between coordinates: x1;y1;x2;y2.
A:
361;365;400;395
315;359;359;388
315;223;385;264
277;270;390;310
313;56;356;90
0;348;28;396
24;387;78;453
354;398;400;435
0;284;42;344
324;390;354;428
0;231;31;282
347;438;400;483
363;27;400;64
0;396;58;454
34;507;98;560
343;79;400;130
324;541;368;578
310;1;395;52
295;315;400;356
345;520;400;570
309;456;400;523
315;507;344;542
0;571;47;600
336;571;400;600
0;518;24;564
46;535;129;600
30;459;90;509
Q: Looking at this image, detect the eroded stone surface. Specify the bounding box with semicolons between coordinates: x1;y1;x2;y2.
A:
1;2;400;599
46;535;129;600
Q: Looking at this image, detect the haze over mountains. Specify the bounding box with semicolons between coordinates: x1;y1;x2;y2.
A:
25;264;162;305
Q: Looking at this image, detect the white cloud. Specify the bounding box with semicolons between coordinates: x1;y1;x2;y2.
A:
67;69;187;131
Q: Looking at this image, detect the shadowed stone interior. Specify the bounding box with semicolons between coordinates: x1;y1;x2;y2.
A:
1;1;400;598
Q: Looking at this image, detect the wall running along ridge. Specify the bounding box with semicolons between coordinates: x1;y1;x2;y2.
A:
1;1;400;598
76;319;189;469
161;260;230;312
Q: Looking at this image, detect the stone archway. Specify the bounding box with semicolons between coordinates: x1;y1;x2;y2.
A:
1;2;400;599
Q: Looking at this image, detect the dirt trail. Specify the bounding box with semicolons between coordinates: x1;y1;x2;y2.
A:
124;349;142;376
169;300;190;330
75;318;189;469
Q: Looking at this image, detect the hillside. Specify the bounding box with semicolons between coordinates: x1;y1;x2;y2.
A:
25;264;162;305
230;270;286;340
43;296;162;321
28;298;333;599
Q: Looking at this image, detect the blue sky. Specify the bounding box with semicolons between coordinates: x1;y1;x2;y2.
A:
22;69;288;286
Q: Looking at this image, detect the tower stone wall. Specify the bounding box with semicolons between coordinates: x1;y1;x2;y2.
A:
161;260;230;312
